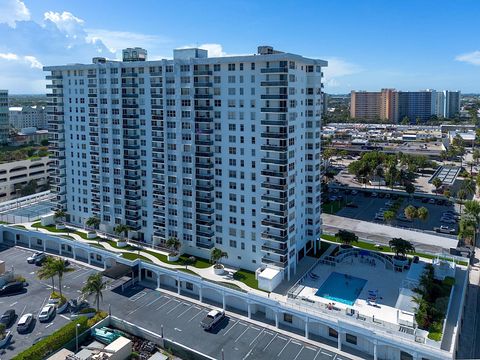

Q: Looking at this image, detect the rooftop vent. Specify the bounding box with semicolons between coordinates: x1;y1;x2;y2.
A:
257;46;284;55
122;48;147;62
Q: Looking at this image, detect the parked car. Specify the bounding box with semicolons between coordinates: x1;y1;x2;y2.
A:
17;313;33;333
201;309;225;331
374;213;384;221
328;195;337;202
38;304;56;322
385;193;391;199
378;193;385;198
434;226;455;234
371;192;378;198
34;255;48;266
0;309;15;327
428;198;436;204
0;281;24;296
27;252;45;264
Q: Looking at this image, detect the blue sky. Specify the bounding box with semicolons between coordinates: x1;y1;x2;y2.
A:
0;0;479;94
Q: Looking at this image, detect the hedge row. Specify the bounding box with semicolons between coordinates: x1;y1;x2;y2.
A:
13;316;88;360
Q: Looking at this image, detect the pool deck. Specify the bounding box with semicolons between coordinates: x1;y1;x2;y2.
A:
296;256;414;325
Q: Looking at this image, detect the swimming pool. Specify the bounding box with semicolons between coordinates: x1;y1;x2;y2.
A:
315;272;367;306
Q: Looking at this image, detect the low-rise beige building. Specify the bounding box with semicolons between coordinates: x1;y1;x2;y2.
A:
0;157;52;202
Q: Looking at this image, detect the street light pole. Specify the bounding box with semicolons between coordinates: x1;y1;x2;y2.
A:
76;323;80;352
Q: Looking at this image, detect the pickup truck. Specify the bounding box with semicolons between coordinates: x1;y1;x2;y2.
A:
201;309;225;330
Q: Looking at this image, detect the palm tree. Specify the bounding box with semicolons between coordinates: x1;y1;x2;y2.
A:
464;200;480;224
81;273;107;312
417;207;429;222
335;230;358;247
457;189;467;214
458;217;476;246
113;224;130;242
383;210;395;224
37;256;56;292
211;248;228;269
461;178;476;199
432;177;442;194
389;237;415;259
404;205;417;221
165;237;181;256
51;258;74;299
85;216;100;230
54;209;66;224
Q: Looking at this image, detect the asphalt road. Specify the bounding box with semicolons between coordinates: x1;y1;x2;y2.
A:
0;245;95;358
0;245;354;360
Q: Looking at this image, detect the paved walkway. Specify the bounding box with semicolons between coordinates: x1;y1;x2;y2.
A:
16;221;266;296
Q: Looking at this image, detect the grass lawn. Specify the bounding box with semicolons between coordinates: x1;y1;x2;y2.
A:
233;269;263;291
121;252;152;263
177;268;199;276
322;200;344;214
106;240;139;251
32;222;67;233
12;225;26;229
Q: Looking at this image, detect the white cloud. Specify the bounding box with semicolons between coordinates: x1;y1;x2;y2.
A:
455;50;480;66
24;55;43;69
0;52;19;60
321;57;362;88
0;0;30;27
44;11;84;38
86;28;170;54
0;52;42;68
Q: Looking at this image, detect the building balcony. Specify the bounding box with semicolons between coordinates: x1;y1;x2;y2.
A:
197;206;214;215
46;75;63;80
122;83;139;88
194;106;213;111
261;218;288;230
123;114;139;119
124;164;140;170
195;117;213;123
151;94;163;99
193;70;212;76
124;143;140;150
196;195;214;203
125;193;141;201
261;157;288;165
261;120;287;126
122;104;139;109
123;123;140;130
196;162;214;169
260;81;288;87
126;221;141;231
126;213;141;221
46;84;63;89
195;128;213;135
196;229;214;238
261;169;288;178
121;72;138;77
261;132;288;139
149;71;162;77
261;231;288;243
194;94;213;99
196;139;213;146
196;241;214;249
125;203;141;211
261;107;288;113
122;93;139;98
195;151;213;158
260;94;288;100
261;256;288;268
196;183;214;192
261;244;288;255
125;183;141;191
87;94;97;98
260;67;288;74
261;181;288;191
196;173;214;181
261;207;288;217
196;217;214;226
193;82;212;88
261;194;288;204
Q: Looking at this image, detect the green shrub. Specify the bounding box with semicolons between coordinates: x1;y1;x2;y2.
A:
443;276;455;287
79;307;96;314
13;317;88;360
14;275;26;283
87;311;108;327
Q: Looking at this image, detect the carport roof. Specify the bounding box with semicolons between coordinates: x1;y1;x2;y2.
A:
102;262;132;279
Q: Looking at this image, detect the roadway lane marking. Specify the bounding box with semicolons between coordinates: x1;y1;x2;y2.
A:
60;315;70;320
277;338;291;356
9;301;18;307
174;327;182;332
263;333;277;351
166;301;184;314
188;309;206;322
293;346;304;360
223;320;239;336
249;328;264;346
177;304;194;318
234;325;251;342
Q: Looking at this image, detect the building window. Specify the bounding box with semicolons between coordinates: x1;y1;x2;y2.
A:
186;282;193;290
346;333;357;345
400;352;413;360
328;327;338;338
283;313;293;323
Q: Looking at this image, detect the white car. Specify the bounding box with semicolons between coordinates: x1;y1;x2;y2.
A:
200;309;225;330
374;213;384;221
38;304;55;322
17;313;33;333
27;252;46;264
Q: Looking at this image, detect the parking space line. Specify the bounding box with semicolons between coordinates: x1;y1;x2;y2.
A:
234;325;251;342
223;320;238;336
306;346;317;351
156;298;173;310
129;291;147;302
277;338;291;356
177;304;194;318
145;296;163;308
263;333;277;351
293;346;304;360
249;328;264;346
321;350;333;357
188;309;206;322
60;314;70;320
166;301;184;314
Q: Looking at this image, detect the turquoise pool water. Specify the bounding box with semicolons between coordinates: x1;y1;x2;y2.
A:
315;272;367;306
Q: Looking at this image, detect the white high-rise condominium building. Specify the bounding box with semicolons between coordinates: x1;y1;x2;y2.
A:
0;90;9;144
44;46;327;278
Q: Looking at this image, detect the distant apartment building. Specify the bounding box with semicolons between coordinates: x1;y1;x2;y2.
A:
9;106;47;130
44;46;326;278
0;90;9;144
351;89;461;123
0;157;52;202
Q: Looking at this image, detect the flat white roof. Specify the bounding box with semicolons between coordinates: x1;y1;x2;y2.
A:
258;267;280;280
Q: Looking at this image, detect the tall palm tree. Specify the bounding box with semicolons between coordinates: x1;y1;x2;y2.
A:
461;178;476;199
54;209;67;223
81;273;107;312
51;258;74;299
389;238;415;259
37;257;56;292
464;200;480;224
165;237;181;255
417;207;429;223
113;224;130;242
85;216;100;230
211;248;228;268
457;189;467;214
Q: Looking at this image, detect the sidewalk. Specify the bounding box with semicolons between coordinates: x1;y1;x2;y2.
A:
15;221;265;296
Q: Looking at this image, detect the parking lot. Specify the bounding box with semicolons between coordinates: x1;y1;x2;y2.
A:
331;188;458;236
0;245;96;358
0;245;352;360
102;284;350;360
